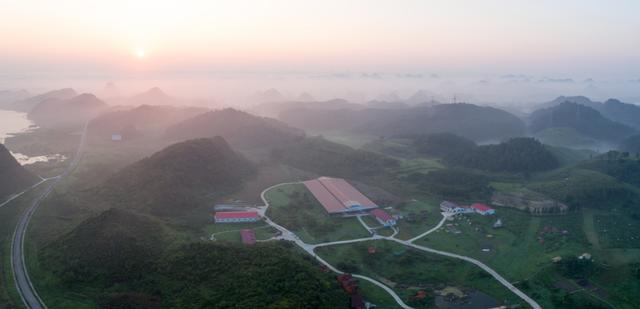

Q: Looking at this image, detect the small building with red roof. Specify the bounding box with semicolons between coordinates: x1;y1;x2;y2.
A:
240;229;256;245
470;203;496;215
370;209;396;227
214;211;260;223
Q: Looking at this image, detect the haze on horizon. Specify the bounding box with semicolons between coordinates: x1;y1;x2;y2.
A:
1;0;639;104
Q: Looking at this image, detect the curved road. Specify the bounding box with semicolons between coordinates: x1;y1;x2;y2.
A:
11;122;88;309
260;181;542;309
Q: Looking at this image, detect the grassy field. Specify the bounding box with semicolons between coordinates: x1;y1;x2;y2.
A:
393;158;445;176
316;240;524;308
414;207;640;308
309;131;378;149
357;280;403;309
204;221;280;243
393;198;443;240
416;208;589;280
265;183;371;244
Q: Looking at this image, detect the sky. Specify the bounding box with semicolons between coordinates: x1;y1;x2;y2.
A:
0;0;639;103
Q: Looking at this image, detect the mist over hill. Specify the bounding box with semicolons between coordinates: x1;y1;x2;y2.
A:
28;93;108;127
165;108;305;149
89;104;207;140
529;101;636;142
542;96;640;129
252;98;365;118
8;88;77;113
279;103;525;142
126;87;177;106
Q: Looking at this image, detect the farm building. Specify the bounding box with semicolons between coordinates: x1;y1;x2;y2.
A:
471;203;496;215
370;209;396;227
303;177;378;214
440;201;458;212
214;211;260;223
440;201;474;214
240;229;256;245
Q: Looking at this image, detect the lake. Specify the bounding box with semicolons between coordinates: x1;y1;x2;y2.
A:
0;109;66;165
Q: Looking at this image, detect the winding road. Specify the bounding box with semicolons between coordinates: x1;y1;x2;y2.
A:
11;122;88;309
259;182;542;309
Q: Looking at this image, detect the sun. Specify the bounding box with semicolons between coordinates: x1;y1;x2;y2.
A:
134;47;146;59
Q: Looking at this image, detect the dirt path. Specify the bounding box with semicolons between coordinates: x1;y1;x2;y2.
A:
582;209;601;250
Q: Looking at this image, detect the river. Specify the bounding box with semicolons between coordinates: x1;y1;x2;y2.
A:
0;109;65;165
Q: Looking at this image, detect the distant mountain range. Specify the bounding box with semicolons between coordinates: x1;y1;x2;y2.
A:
252;98;365;118
28;93;108;127
0;144;39;199
8;88;77;113
0;89;30;106
279;103;526;142
96;137;255;216
126;87;176;106
89;104;207;140
543;96;640;129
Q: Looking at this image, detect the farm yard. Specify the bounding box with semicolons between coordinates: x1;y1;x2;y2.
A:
264;183;371;243
204;222;280;243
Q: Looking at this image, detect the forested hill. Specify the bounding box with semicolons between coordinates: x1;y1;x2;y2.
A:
413;134;559;173
164;108;305;149
362;103;526;142
543;96;640;129
41;208;347;308
274;136;399;178
278;103;526;142
88;104;207;139
529;102;636;142
96;137;255;216
28;93;108;127
0;144;39;199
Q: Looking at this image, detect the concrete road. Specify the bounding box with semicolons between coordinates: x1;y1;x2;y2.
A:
11;122;88;309
260;181;542;309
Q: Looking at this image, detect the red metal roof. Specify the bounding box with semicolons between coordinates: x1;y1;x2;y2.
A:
214;211;259;219
470;203;493;212
370;209;393;222
318;177;378;209
240;229;256;245
304;177;379;214
304;179;345;213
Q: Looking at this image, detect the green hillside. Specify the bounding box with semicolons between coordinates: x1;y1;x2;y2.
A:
274;136;399;178
96;137;255;216
530;102;636;142
39;208;347;308
0;143;39;199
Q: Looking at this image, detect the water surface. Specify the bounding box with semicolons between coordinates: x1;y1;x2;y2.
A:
0;109;66;165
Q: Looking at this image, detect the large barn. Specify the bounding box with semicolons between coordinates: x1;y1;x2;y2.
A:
303;177;378;214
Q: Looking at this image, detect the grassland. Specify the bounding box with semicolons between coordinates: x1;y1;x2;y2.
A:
393;198;443;240
393;158;444;176
204;221;280;243
413;207;640;308
265;183;371;244
416;209;589;280
316;240;524;308
309;131;378;149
